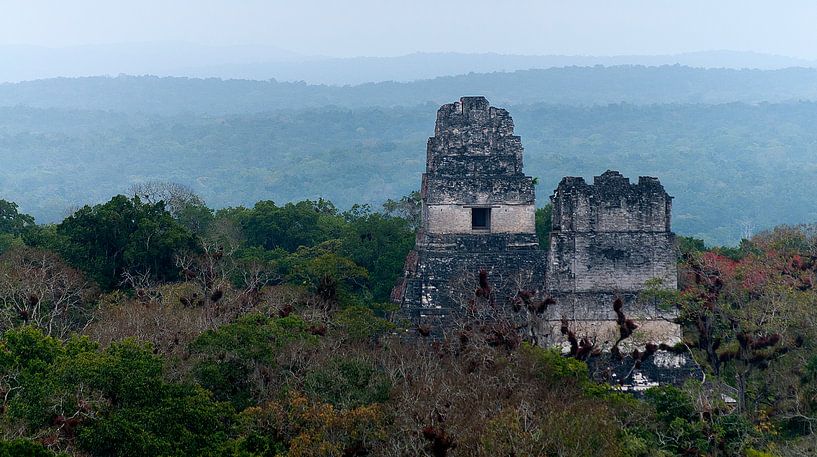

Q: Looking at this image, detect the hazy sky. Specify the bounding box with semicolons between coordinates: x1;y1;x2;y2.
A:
3;0;817;58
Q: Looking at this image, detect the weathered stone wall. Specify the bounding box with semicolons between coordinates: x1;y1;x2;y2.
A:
402;246;546;310
544;170;679;347
547;171;677;295
539;171;693;388
421;96;536;236
551;173;671;233
541;319;682;350
423;176;535;205
548;232;677;293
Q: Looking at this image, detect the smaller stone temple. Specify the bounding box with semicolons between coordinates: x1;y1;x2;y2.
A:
391;96;546;326
542;171;681;346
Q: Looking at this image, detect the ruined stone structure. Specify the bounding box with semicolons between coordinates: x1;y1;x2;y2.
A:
543;171;681;347
393;97;686;365
391;96;546;327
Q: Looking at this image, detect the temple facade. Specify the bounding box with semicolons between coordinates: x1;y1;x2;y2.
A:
543;171;681;347
391;96;545;328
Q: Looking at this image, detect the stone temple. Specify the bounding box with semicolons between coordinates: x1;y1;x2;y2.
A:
393;96;683;354
543;171;681;346
391;96;546;328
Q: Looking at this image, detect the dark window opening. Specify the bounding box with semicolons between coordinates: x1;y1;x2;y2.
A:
472;207;491;230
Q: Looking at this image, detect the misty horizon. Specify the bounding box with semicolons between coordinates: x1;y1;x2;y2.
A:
3;44;817;86
6;0;817;85
4;41;816;61
4;0;817;59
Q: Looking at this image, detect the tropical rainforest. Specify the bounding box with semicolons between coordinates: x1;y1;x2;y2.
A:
4;66;817;245
0;185;814;456
1;65;817;456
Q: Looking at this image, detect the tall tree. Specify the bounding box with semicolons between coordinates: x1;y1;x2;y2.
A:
0;199;34;235
57;195;197;289
242;200;342;252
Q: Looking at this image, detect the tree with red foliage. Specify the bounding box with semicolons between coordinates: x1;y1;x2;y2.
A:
674;227;817;417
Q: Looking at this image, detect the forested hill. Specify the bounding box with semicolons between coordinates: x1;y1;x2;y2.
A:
2;101;817;245
4;65;817;114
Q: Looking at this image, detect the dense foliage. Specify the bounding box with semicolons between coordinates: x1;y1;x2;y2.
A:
0;190;815;455
55;196;198;289
4;64;817;455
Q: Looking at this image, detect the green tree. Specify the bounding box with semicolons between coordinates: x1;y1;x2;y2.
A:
304;357;391;409
645;385;696;422
287;241;369;307
128;181;214;234
0;327;235;457
333;305;395;343
676;235;706;257
0;439;62;457
0;199;35;236
189;314;316;410
243;200;342;252
0;200;34;255
340;211;414;302
56;195;197;289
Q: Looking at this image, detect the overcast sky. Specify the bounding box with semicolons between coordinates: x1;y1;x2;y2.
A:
2;0;817;58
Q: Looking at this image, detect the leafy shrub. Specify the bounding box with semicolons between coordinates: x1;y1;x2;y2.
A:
644;385;697;423
0;327;236;457
303;357;391;409
189;314;316;409
0;439;62;457
333;305;395;342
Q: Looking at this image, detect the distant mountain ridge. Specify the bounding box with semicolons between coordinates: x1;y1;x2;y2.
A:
3;61;817;244
175;50;817;85
0;42;307;83
2;43;816;85
3;65;817;115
